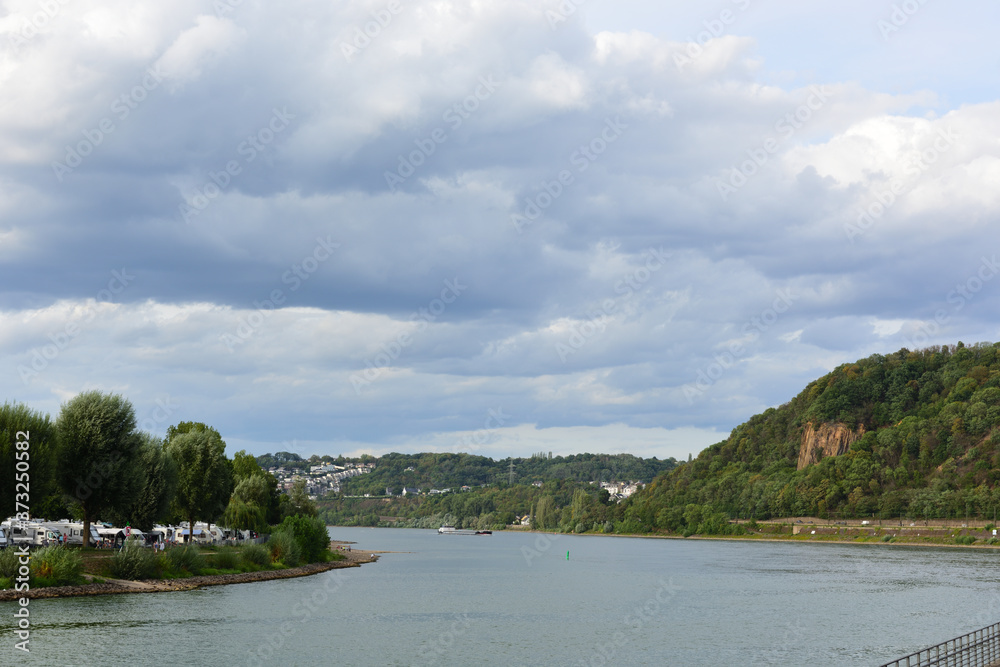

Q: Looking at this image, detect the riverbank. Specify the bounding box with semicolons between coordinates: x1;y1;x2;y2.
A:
0;542;377;602
504;525;1000;550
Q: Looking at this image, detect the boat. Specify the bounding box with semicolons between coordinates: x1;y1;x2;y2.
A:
437;526;492;535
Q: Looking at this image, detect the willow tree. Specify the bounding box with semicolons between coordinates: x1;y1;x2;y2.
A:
56;391;143;547
105;433;178;531
165;426;232;542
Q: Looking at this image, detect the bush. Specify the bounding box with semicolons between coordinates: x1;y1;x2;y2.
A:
274;515;329;564
267;531;300;567
955;535;977;545
240;544;270;568
166;544;204;575
30;546;84;586
109;541;158;580
212;548;239;570
0;547;20;579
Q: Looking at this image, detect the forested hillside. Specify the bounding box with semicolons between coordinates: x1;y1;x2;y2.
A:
338;452;674;496
621;342;1000;535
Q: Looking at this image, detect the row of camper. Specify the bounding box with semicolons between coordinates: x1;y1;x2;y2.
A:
0;519;253;549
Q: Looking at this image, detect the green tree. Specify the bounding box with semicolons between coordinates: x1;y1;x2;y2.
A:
285;479;317;518
229;449;281;524
223;476;269;532
56;391;144;547
165;426;233;542
0;402;59;521
105;433;178;531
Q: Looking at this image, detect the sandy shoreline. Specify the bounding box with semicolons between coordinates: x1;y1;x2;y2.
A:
0;541;378;602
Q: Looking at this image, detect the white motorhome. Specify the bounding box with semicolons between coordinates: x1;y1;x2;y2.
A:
0;526;8;549
39;521;100;547
2;520;59;547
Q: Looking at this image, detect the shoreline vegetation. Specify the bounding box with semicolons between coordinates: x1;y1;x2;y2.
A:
0;540;376;602
364;516;1000;550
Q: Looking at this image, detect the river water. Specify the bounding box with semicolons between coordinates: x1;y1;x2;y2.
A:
3;528;1000;666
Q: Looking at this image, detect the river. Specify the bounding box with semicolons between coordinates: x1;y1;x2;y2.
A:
2;528;999;665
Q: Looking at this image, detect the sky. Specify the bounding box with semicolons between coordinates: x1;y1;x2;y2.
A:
2;0;999;463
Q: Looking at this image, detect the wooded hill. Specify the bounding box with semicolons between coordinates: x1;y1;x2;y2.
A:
336;452;675;496
620;342;1000;535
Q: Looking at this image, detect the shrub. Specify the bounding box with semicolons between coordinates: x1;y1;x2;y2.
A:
166;544;204;575
275;515;329;564
30;546;84;586
955;535;977;545
0;547;20;579
109;541;158;580
240;544;270;568
212;548;239;570
267;531;300;567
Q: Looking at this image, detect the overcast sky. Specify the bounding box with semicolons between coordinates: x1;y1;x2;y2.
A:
2;0;999;462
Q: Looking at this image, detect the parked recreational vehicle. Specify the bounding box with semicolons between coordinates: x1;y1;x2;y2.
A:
39;521;100;547
2;521;59;547
0;526;8;549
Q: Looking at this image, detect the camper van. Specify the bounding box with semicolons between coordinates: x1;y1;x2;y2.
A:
2;521;59;547
40;521;101;546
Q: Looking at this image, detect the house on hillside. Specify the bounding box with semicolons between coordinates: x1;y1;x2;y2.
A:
403;487;419;496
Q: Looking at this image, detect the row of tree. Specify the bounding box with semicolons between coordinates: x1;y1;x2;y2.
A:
0;391;316;546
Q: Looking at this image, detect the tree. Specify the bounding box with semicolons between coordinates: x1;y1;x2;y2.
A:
0;402;59;521
56;391;144;547
286;479;317;518
105;433;177;531
165;426;233;542
223;476;269;532
229;449;282;524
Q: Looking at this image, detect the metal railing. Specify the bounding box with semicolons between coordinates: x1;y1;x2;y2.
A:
879;623;1000;667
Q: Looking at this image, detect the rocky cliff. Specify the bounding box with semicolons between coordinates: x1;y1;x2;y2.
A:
796;422;865;470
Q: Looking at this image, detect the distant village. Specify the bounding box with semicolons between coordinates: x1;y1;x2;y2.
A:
267;460;645;502
266;461;375;498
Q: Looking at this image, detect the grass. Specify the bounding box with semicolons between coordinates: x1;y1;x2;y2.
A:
1;537;342;590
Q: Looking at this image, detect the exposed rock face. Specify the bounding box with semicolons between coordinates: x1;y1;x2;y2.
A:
797;422;865;470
